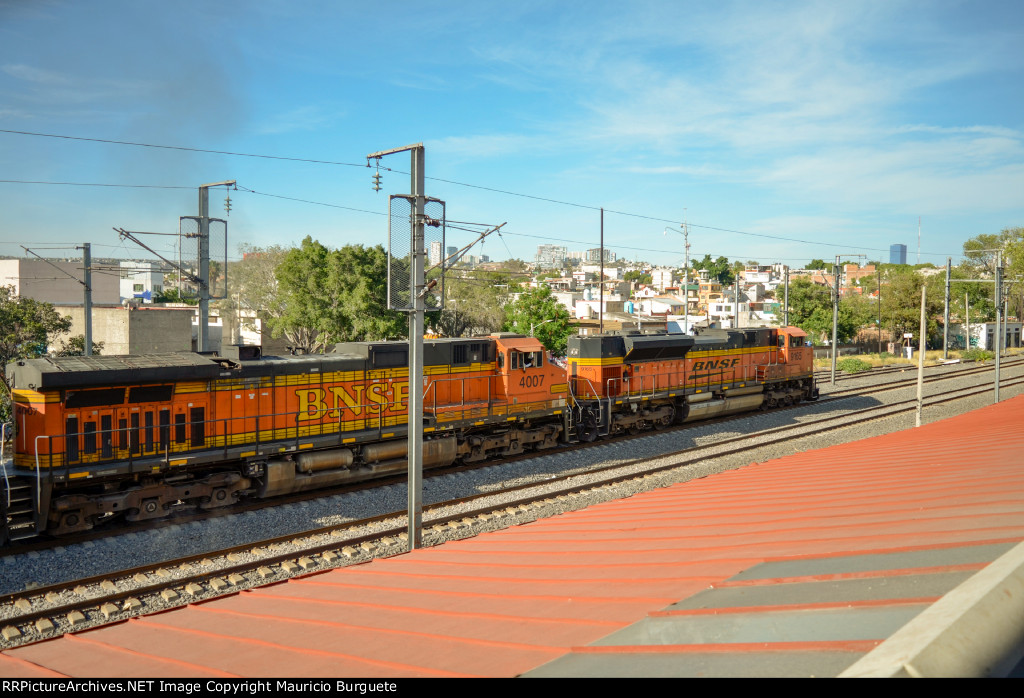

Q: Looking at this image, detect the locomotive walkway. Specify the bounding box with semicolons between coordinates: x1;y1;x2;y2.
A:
2;396;1024;677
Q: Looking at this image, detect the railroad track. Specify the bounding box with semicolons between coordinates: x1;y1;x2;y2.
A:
3;368;1023;649
823;357;1024;399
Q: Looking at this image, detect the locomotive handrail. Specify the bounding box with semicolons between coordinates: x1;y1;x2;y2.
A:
33;435;48;514
424;373;495;419
46;397;412;471
1;422;9;509
569;375;605;401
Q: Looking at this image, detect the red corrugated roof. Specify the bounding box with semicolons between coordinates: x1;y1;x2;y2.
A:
4;396;1024;677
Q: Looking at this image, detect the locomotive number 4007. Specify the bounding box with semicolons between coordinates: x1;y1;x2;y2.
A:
519;375;545;388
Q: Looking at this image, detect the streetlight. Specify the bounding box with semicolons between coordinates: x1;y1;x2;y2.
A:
531;318;555;337
664;222;691;333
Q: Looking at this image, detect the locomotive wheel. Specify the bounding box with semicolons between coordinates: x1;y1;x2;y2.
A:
654;407;673;429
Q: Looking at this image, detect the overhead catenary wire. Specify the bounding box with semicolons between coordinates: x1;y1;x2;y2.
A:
0;129;964;260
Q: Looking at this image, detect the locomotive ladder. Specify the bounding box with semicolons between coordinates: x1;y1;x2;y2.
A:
1;424;39;543
1;476;38;544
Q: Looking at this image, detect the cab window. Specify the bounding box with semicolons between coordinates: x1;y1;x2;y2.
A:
791;335;802;348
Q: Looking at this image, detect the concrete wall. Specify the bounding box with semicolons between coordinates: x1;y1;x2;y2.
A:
55;305;194;355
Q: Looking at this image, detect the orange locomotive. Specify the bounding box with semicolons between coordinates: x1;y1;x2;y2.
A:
566;326;816;440
2;328;814;542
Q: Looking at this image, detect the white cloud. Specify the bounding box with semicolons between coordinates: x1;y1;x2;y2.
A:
255;105;347;135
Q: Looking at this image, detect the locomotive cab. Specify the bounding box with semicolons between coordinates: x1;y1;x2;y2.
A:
492;334;564;407
777;327;811;372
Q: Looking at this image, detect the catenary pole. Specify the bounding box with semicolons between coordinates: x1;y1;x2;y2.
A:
831;257;839;385
81;243;92;356
783;266;789;327
943;258;951;360
599;208;604;335
916;286;925;427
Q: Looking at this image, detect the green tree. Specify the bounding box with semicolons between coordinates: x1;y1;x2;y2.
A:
623;270;652;284
431;272;508;338
786;278;834;343
692;254;734;285
208;259;224;298
272;238;406;353
225;243;289;338
153;287;198;305
0;286;72;421
961;227;1024;321
503;286;573;355
327;243;407;341
53;335;104;357
880;267;944;344
806;259;829;270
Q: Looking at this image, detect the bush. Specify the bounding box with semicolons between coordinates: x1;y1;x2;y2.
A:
960;348;993;362
837;358;872;374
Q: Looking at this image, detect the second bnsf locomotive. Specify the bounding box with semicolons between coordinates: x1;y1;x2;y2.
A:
2;326;814;542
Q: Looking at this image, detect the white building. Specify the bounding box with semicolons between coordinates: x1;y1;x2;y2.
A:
425;239;442;266
954;322;1023;351
535;244;567;269
741;266;773;284
639;295;686;315
651;268;677;292
119;261;167;303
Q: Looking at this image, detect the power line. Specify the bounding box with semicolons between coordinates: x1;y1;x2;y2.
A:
235;186;384;217
2;129;963;258
0;130;367;168
0;179;193;190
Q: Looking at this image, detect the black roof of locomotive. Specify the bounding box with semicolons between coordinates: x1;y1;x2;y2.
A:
7;353;228;391
8;336;501;391
568;332;695;361
568;328;778;362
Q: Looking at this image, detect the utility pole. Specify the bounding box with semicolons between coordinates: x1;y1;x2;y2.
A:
943;257;951;360
80;243;92;356
683;214;690;334
830;255;864;382
965;292;969;352
831;256;840;385
916;286;926;427
734;274;740;329
783;266;789;327
877;266;882;354
21;245;92;355
196;180;236;353
367;143;427;551
995;254;1002;404
917;216;921;265
599;208;604;335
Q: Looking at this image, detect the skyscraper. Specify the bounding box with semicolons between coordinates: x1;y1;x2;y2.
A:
535;244;567;269
889;244;907;265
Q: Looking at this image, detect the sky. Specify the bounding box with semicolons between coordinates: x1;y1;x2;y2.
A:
1;0;1022;270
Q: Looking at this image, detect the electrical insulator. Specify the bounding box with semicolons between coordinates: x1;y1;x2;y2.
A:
372;172;382;192
224;193;232;216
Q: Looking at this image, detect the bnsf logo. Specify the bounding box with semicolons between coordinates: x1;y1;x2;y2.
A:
692;358;741;371
296;383;408;422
